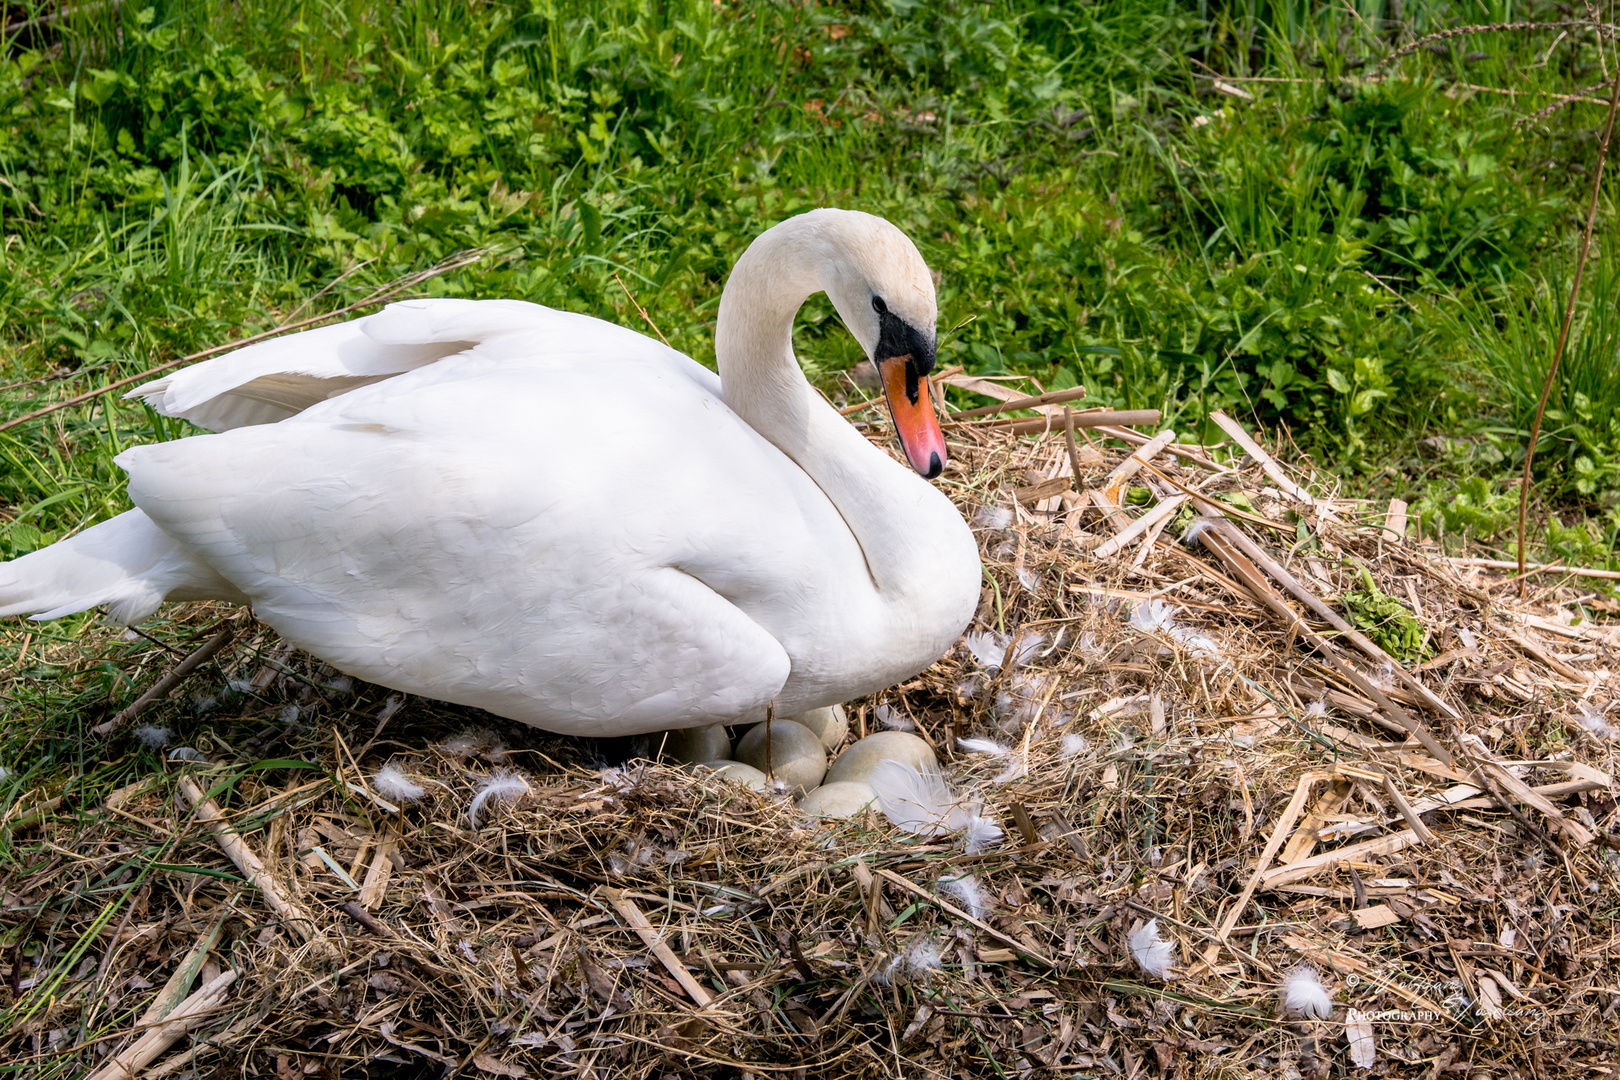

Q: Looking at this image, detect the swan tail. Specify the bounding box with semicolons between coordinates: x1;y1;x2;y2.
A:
0;510;242;625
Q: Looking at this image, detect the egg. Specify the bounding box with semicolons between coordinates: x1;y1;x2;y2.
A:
733;719;827;795
824;731;937;785
797;781;876;818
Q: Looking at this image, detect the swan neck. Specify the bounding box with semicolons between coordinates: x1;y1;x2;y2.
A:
714;222;939;596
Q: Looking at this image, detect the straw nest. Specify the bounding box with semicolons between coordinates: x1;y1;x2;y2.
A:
3;398;1618;1079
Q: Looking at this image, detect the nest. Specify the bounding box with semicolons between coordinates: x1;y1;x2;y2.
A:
3;400;1618;1079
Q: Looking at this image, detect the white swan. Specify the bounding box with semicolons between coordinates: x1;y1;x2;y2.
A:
0;209;982;737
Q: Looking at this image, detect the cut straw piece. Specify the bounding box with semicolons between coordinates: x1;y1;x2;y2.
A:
85;970;238;1080
601;887;720;1009
1092;424;1226;472
1380;773;1436;844
176;775;322;943
1200;772;1324;967
1278;780;1353;866
357;838;397;909
1101;430;1177;505
950;385;1090;419
962;408;1160;435
1208;410;1317;508
1091;494;1188;560
1260;829;1423;890
1383;499;1408;542
1504;629;1589;682
1449;556;1620;582
137;900;233;1027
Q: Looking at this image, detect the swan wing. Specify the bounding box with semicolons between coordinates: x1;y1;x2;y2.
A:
115;350;791;736
126;298;703;431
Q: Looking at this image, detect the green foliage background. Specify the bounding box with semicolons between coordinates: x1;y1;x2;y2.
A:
2;0;1619;564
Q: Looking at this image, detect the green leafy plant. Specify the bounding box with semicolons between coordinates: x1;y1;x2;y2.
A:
1341;565;1429;662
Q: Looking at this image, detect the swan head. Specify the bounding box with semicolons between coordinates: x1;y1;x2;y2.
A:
813;211;945;479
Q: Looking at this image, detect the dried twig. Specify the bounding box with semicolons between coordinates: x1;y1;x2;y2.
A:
93;626;235;737
176;775;322;944
1518;63;1620;593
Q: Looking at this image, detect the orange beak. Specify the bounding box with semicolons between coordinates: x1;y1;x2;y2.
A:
878;355;946;479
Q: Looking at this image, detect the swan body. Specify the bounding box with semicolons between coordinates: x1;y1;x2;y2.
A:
0;210;981;736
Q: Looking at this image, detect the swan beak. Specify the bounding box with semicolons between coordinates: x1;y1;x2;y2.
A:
878;355;946;479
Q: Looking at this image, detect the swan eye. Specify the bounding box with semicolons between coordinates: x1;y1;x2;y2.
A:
871;296;887;313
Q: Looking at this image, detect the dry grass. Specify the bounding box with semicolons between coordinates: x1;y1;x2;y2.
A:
2;406;1618;1079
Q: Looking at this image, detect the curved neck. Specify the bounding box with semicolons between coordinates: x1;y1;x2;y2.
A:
714;222;941;596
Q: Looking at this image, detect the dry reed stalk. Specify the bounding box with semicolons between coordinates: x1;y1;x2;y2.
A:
1518;63;1620;593
176;774;323;944
950;386;1090;419
602;888;720;1009
84;970;238;1080
964;408;1159;435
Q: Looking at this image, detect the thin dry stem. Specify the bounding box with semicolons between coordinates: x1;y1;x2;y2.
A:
1517;63;1620;594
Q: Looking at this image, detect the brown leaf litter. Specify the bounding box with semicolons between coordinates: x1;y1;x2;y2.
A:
2;399;1618;1078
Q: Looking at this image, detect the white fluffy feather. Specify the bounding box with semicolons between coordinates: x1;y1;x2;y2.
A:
963;630;1008;668
133;725;171;748
1060;733;1090;758
468;768;530;828
870;759;961;838
1281;966;1333;1018
373;762;426;804
875;704;915;731
971;505;1013;531
869;760;1003;853
1170;626;1221;659
962;629;1045;670
1128;919;1176;979
1575;701;1616;739
957;737;1010;756
1128;599;1178;634
939;873;989;920
961;815;1004;854
875;936;945;985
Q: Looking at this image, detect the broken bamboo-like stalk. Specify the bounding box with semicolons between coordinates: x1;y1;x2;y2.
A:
1090;494;1188;560
951;385;1090;418
1208;410;1317;508
954;408;1160;435
85;969;239;1080
176;775;322;942
601;887;718;1009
